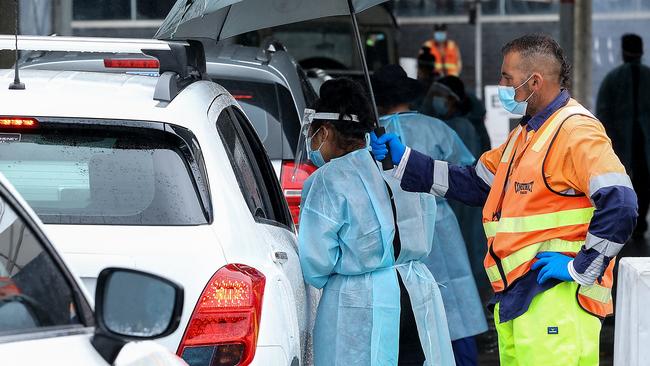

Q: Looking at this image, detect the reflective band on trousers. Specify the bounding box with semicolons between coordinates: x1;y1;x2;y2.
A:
485;239;584;283
483;207;595;238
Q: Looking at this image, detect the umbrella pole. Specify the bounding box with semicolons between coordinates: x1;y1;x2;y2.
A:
347;0;393;170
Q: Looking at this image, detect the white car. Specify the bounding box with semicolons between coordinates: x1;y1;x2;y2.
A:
0;172;187;365
0;36;315;366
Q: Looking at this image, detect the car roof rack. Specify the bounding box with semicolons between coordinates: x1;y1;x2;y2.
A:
0;35;206;103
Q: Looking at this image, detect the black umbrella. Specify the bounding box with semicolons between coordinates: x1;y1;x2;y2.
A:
155;0;393;168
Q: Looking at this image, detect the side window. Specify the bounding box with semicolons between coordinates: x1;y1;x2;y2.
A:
230;108;293;228
216;109;272;220
0;195;82;336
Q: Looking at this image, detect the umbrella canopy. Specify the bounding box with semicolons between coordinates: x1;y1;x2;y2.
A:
155;0;394;170
155;0;388;41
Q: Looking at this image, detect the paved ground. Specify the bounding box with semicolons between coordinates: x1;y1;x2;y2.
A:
476;234;650;365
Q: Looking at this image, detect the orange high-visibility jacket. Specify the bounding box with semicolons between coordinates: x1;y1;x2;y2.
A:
481;101;615;317
422;39;462;77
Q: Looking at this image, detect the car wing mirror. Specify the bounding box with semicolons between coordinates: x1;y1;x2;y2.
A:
91;267;184;364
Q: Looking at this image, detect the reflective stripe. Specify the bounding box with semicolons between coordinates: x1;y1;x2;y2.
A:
501;126;522;163
486;265;502;283
501;239;584;274
585;232;624;257
532;105;595;152
431;160;449;196
483;207;595;238
579;283;612;303
485;239;584;283
589;172;633;197
475;160;494;186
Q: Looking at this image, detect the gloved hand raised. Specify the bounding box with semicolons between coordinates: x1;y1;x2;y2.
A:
531;252;574;284
370;132;406;165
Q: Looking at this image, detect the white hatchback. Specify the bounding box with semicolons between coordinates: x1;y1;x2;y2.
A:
0;172;187;366
0;36;315;366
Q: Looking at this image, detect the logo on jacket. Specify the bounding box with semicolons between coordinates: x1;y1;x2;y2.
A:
514;181;534;194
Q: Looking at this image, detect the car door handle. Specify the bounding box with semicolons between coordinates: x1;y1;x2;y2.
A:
273;251;289;264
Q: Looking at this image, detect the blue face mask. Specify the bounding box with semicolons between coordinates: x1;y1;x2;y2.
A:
432;96;449;118
306;127;327;167
498;74;535;115
434;31;447;42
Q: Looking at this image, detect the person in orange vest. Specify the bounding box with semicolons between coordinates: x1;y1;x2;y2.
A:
421;24;462;77
371;34;638;365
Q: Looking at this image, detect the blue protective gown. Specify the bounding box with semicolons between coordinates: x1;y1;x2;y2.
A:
379;112;488;341
442;114;492;294
299;148;455;366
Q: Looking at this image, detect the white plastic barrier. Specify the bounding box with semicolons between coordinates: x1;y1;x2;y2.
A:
614;257;650;366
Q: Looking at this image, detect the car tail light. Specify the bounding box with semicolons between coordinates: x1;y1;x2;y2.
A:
178;264;265;366
233;94;254;100
0;117;38;128
280;160;317;226
103;58;160;69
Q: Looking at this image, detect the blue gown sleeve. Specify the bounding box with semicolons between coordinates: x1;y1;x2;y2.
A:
298;180;344;289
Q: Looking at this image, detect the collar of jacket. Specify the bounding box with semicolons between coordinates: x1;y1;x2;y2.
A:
520;89;571;132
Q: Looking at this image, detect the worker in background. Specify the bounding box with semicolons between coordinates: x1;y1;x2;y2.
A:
372;65;488;366
421;23;462;77
372;34;638;366
421;76;481;156
298;78;455;365
597;33;650;239
417;46;439;88
464;91;492;154
420;75;490;295
412;47;439;109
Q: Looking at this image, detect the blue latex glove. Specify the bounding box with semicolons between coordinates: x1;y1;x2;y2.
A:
370;131;406;165
531;252;574;284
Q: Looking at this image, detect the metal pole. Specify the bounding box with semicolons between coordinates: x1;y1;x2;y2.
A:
559;0;575;81
346;0;392;169
131;0;137;21
475;0;482;98
53;0;73;36
347;0;380;124
573;0;592;108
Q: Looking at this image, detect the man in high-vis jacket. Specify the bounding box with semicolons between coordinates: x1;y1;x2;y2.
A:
421;23;462;77
372;34;638;365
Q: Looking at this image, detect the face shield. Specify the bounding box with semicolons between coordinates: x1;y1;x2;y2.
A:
292;108;360;181
428;82;460;119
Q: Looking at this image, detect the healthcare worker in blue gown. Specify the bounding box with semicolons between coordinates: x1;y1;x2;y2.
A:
298;78;455;366
420;76;492;296
371;65;488;366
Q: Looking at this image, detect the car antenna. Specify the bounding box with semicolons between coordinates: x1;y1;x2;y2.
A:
9;0;25;90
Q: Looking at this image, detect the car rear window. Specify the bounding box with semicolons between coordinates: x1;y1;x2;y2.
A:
215;79;300;160
0;121;208;226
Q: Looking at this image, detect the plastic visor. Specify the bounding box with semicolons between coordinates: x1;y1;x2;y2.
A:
292;108;360;181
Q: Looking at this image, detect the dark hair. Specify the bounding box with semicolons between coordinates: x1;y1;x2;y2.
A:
501;34;571;88
434;23;447;31
311;78;375;149
418;47;437;68
622;33;643;62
